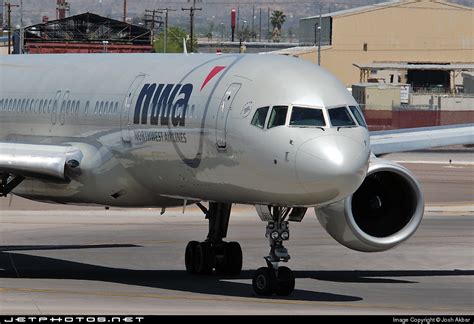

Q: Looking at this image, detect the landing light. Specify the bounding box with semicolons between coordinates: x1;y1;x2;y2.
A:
271;231;279;240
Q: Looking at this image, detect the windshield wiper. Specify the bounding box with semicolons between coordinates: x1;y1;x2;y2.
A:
337;125;357;131
296;126;325;131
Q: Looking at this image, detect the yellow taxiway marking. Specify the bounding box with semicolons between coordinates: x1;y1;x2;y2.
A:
0;286;471;313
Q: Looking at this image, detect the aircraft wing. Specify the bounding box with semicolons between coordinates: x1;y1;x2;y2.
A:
0;142;82;181
370;124;474;156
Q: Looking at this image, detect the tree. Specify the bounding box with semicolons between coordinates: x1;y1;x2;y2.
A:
154;26;198;53
270;10;286;42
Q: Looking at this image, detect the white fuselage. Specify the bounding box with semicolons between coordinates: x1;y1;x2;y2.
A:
0;53;370;207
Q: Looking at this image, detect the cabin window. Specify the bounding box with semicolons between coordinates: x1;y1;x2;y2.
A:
251;106;269;129
328;107;356;127
66;100;72;114
268;106;288;129
349;105;367;128
290;107;326;127
47;99;53;114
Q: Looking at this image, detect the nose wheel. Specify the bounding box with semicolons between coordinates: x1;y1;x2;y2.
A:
252;206;299;296
253;262;295;296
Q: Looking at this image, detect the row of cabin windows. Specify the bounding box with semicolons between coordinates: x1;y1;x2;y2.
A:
0;98;120;116
251;105;367;129
0;98;199;120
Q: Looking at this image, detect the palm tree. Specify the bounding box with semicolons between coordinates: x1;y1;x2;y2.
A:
270;10;286;42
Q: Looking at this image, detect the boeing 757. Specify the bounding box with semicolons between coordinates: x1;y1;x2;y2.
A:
0;53;472;296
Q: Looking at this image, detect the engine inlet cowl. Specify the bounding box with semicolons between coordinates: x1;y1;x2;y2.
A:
315;158;424;252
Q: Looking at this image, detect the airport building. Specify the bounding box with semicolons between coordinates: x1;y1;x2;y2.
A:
19;12;152;54
296;0;473;89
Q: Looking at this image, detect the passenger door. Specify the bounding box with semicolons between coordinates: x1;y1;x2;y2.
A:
121;74;146;143
216;83;241;151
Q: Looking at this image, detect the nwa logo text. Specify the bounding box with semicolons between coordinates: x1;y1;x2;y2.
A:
133;83;193;126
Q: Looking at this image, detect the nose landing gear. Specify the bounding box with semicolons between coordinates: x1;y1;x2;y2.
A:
252;206;303;296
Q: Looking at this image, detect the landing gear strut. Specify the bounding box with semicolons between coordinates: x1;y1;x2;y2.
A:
185;202;242;275
253;206;301;296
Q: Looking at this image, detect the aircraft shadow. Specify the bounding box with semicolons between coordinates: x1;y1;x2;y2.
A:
1;245;472;302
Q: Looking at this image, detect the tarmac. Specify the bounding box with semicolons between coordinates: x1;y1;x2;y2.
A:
0;150;472;315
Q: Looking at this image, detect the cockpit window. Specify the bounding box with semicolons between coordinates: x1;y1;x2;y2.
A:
328;107;357;127
290;107;326;127
251;106;269;129
267;106;288;129
349;105;367;128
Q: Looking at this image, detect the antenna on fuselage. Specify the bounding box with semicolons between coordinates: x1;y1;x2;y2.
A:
183;38;188;54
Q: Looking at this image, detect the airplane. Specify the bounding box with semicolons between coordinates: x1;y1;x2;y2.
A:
0;53;472;296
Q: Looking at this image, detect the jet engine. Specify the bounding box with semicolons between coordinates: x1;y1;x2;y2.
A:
315;158;424;252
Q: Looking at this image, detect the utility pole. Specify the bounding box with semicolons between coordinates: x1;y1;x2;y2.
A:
144;9;164;47
318;6;322;66
251;5;254;40
1;2;19;55
156;8;176;53
123;0;127;22
19;0;22;54
182;0;202;53
259;8;262;42
267;7;270;41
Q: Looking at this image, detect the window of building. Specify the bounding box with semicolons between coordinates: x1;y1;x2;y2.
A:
250;106;269;129
268;106;288;129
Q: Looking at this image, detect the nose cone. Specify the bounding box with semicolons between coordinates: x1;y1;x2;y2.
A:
296;133;369;204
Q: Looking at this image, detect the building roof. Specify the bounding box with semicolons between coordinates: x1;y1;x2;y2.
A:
24;12;151;45
301;0;401;20
354;63;474;71
301;0;472;21
267;45;331;56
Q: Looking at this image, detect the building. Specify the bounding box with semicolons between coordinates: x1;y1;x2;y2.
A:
297;0;473;87
0;35;9;55
20;12;152;54
352;83;402;110
463;72;474;94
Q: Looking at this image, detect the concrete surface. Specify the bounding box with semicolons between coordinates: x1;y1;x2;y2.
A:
0;150;472;315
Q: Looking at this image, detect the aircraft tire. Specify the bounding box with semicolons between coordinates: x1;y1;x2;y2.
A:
252;267;277;296
195;241;213;274
275;266;295;296
185;241;199;274
224;241;242;275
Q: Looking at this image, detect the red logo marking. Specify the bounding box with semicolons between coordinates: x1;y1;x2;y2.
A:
200;66;226;91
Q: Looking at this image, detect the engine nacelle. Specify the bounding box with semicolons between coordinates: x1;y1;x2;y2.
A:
315;158;424;252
